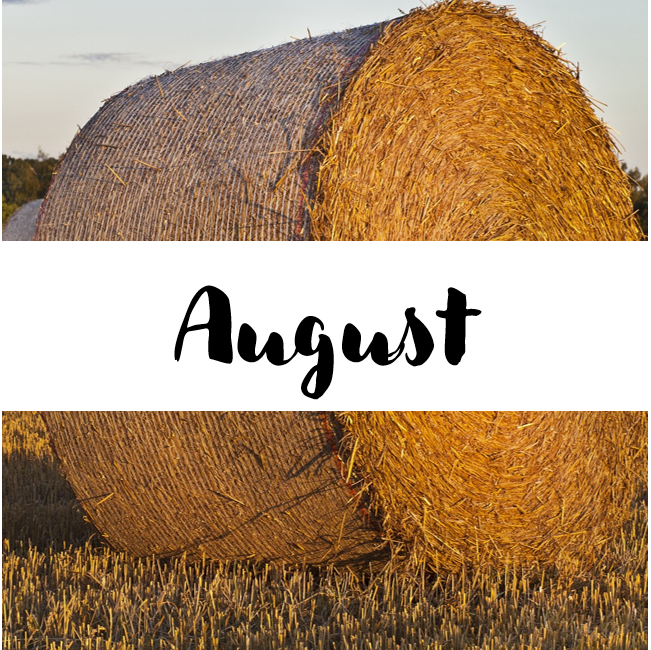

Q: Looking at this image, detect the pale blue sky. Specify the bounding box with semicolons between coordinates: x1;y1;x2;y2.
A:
2;0;648;172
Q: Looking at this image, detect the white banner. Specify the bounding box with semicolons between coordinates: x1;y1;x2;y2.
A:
1;241;647;410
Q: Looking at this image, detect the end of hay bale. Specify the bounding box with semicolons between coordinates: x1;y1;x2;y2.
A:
339;411;647;571
313;1;642;241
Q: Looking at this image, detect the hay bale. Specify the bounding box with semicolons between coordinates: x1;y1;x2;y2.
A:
42;411;646;571
36;1;640;241
312;1;640;240
36;25;382;241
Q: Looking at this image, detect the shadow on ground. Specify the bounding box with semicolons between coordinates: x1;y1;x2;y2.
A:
2;411;96;551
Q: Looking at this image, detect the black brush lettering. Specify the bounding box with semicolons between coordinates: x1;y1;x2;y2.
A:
175;285;233;363
436;288;481;365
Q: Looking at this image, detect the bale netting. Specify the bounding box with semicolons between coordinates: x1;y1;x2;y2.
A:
42;411;647;572
35;1;641;241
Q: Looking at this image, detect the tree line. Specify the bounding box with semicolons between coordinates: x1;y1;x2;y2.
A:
2;151;648;237
2;150;59;226
622;163;648;238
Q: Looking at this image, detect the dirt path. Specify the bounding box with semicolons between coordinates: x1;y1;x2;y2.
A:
3;199;44;241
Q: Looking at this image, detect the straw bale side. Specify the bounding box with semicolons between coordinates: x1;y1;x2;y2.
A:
44;411;645;570
338;411;647;571
41;412;384;565
312;1;642;240
35;26;382;241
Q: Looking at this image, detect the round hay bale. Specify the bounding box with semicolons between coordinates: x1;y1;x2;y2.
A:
36;2;640;241
36;24;383;241
42;411;646;571
312;2;640;241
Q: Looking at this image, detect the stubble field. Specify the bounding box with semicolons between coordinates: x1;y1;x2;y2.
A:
2;411;647;649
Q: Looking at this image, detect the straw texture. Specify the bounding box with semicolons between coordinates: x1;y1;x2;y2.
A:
41;412;384;565
35;26;381;241
313;1;640;240
35;1;640;241
338;412;647;571
43;412;646;571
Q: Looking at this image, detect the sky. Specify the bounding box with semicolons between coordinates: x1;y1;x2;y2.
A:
2;0;648;172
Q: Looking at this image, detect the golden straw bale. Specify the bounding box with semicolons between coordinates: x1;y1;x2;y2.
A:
313;1;641;240
35;26;382;241
41;411;384;565
35;2;641;240
42;411;646;572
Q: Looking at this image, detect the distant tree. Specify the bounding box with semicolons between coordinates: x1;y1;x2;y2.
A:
622;162;648;239
33;147;59;195
2;155;41;207
2;196;19;227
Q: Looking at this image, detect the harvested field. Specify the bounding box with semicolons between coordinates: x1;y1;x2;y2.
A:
3;411;648;649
